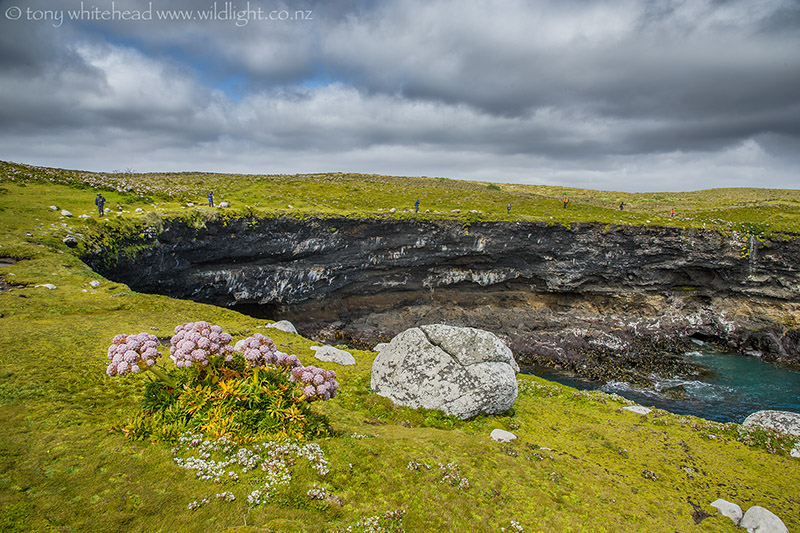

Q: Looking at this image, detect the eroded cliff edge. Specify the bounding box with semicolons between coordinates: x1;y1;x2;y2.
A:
85;216;800;376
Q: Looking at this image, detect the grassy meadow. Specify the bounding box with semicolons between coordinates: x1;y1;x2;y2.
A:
0;161;799;532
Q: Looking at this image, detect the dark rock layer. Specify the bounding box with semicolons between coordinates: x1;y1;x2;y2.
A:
85;216;800;377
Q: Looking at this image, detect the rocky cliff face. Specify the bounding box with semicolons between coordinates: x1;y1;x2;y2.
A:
86;216;800;376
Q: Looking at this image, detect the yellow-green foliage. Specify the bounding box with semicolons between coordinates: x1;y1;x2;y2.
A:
1;165;799;532
129;361;332;444
3;160;800;237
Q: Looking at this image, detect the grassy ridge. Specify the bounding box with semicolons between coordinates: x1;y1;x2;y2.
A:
1;162;799;531
3;160;799;237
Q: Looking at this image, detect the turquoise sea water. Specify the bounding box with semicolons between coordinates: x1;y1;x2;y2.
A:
526;350;800;423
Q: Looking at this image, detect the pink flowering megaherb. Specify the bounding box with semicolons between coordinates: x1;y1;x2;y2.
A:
106;332;162;376
290;366;338;402
170;321;234;368
235;333;302;370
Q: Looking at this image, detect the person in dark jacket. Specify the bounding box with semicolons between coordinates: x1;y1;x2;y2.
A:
95;193;106;216
208;191;214;207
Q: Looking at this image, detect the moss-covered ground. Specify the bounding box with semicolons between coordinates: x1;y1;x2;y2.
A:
1;162;799;532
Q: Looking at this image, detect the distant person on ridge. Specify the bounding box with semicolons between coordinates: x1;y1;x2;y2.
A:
619;202;624;211
95;193;105;216
563;196;569;209
670;209;675;218
208;191;214;207
507;203;511;214
414;199;420;213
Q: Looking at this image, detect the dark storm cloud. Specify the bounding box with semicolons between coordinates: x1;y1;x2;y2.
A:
0;0;798;190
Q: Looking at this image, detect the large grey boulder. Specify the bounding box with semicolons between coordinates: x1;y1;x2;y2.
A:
742;410;800;437
370;324;519;419
739;506;788;533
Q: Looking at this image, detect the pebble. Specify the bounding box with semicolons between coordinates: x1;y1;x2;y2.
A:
710;499;742;525
622;406;651;415
490;429;517;442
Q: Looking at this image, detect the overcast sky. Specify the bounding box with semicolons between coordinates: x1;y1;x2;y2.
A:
1;0;798;191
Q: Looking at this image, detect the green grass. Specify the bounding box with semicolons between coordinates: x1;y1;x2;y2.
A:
3;160;800;237
0;161;799;531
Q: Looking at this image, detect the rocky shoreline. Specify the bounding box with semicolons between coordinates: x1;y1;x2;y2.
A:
84;216;800;383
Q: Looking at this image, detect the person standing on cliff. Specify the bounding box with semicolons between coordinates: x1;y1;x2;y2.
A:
507;203;511;214
208;191;214;207
95;193;106;216
670;208;675;218
619;202;624;211
563;196;569;209
415;199;420;213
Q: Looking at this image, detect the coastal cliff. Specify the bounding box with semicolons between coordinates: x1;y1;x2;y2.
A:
85;216;800;373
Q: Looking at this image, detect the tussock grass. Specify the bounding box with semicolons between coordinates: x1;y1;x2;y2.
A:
3;160;799;237
0;162;798;531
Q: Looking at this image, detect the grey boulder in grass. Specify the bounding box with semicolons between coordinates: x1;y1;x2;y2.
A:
370;324;519;420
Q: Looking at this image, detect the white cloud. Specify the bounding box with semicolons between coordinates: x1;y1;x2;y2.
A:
0;0;798;191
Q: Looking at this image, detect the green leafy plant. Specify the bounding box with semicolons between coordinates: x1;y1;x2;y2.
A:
107;323;336;443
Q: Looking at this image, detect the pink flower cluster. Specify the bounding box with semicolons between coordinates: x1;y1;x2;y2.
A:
290;366;339;401
170;322;234;368
237;333;302;369
106;333;162;376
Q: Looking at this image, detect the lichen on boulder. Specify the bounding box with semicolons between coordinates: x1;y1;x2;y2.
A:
370;324;518;419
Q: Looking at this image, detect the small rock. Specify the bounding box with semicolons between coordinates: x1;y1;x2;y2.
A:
791;445;800;459
743;410;800;437
490;429;517;442
219;201;230;208
622;406;651;415
49;205;58;211
373;342;389;353
35;284;57;290
233;339;247;352
311;345;356;366
710;499;742;525
187;202;194;207
79;214;89;219
265;320;298;334
89;280;100;288
25;232;33;237
60;209;73;218
135;208;144;213
81;289;87;293
451;209;460;213
286;204;293;209
739;506;788;533
103;207;111;214
389;208;397;213
62;236;78;248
